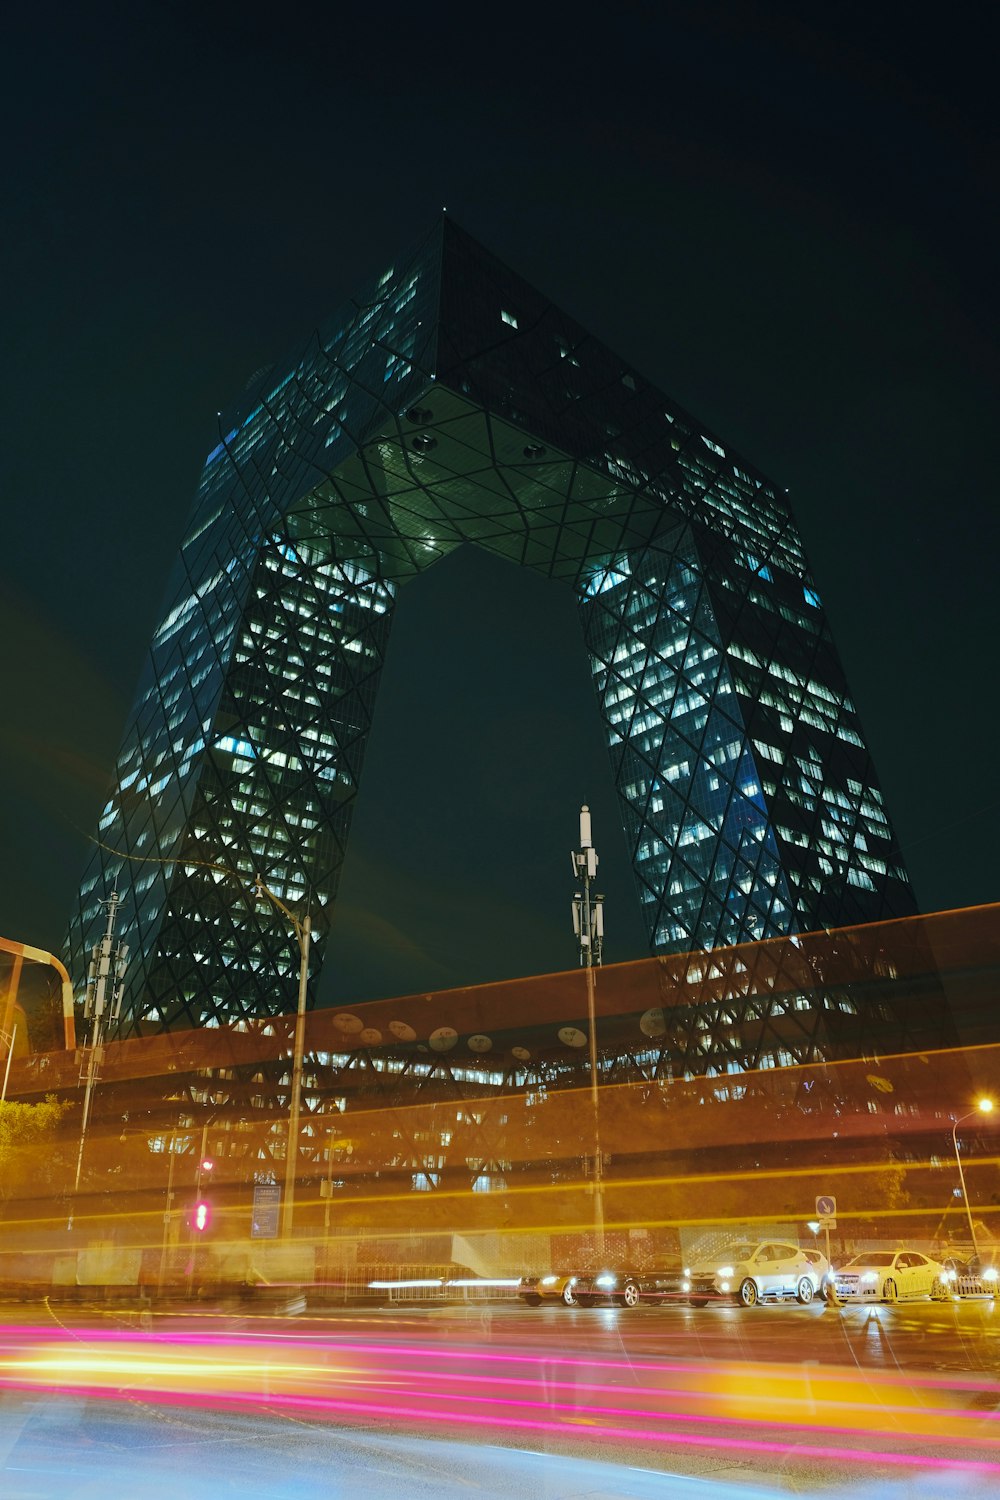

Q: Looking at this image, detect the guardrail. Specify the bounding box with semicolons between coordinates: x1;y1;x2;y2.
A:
955;1275;998;1299
362;1267;522;1304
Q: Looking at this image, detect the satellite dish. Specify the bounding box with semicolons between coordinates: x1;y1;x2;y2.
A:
388;1020;416;1042
640;1007;667;1038
558;1026;588;1049
429;1026;458;1052
511;1046;531;1062
359;1027;382;1046
333;1013;364;1034
467;1034;492;1053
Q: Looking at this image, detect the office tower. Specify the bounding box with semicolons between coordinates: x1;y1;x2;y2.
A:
68;218;915;1036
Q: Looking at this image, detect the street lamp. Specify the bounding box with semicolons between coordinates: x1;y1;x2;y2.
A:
254;876;311;1239
69;890;128;1227
952;1097;994;1260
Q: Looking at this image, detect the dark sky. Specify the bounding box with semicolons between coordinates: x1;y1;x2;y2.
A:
2;2;997;1008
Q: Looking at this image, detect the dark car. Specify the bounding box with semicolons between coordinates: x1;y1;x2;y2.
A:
940;1251;999;1298
571;1269;644;1307
520;1257;685;1310
518;1270;642;1307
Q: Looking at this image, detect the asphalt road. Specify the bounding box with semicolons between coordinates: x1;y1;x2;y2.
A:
1;1297;999;1498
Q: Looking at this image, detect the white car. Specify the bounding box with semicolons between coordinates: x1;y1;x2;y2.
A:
683;1240;829;1307
832;1250;948;1303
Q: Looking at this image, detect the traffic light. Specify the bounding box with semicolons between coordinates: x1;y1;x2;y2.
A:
192;1148;215;1231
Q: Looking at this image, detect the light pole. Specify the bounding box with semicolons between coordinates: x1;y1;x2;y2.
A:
952;1097;994;1260
69;890;128;1226
1;1023;16;1102
254;876;311;1239
571;804;605;1260
156;1124;180;1296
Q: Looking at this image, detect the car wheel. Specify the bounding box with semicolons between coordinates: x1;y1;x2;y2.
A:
561;1283;578;1307
521;1293;541;1307
688;1297;709;1308
738;1278;759;1307
882;1278;898;1303
795;1276;815;1305
618;1280;641;1309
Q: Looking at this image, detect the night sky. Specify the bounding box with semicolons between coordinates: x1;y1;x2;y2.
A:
2;3;997;1010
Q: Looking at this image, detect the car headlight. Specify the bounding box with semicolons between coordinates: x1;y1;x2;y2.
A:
681;1280;691;1292
719;1281;731;1293
942;1269;956;1283
595;1274;617;1289
717;1265;734;1278
861;1272;878;1283
983;1268;998;1282
541;1275;558;1286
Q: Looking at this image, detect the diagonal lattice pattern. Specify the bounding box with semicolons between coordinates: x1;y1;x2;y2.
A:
68;217;916;1044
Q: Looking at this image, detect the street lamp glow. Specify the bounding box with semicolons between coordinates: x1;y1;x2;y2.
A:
952;1099;997;1259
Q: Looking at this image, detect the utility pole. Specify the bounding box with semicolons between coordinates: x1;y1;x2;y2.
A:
70;890;128;1222
1;1023;16;1103
156;1125;179;1296
253;876;311;1240
571;805;605;1259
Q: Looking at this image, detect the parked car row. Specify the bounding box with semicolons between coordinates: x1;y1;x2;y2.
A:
519;1240;829;1309
519;1241;994;1310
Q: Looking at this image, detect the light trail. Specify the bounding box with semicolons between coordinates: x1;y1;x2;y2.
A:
1;1321;999;1479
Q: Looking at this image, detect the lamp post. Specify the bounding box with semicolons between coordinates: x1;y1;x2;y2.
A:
254;876;311;1240
69;890;128;1227
1;1023;16;1102
952;1098;994;1260
156;1124;180;1296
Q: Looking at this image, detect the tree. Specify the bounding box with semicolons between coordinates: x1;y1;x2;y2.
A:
0;1095;72;1211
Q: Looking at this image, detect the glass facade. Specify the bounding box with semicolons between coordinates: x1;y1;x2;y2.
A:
68;218;916;1037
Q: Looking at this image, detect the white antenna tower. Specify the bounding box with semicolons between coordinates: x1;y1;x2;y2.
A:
570;804;605;1258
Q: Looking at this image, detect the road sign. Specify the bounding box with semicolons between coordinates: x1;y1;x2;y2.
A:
816;1195;837;1219
251;1182;281;1239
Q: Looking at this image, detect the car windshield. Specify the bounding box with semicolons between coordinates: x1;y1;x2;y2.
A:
726;1244;757;1260
844;1252;896;1267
